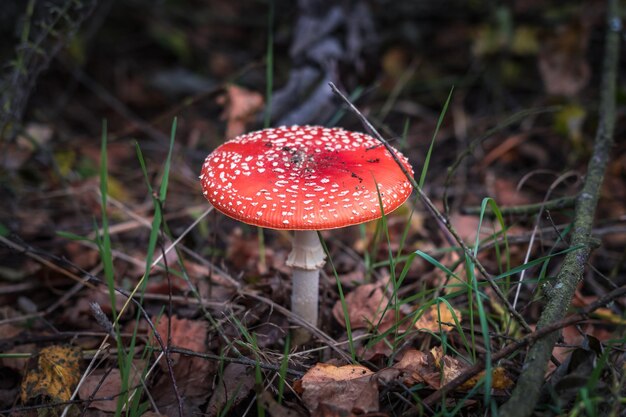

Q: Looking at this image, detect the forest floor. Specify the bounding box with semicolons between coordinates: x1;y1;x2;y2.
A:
0;1;625;416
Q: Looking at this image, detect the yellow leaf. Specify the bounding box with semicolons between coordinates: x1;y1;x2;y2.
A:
460;366;513;390
21;345;82;404
107;175;131;202
416;304;462;333
301;363;373;383
592;307;626;325
54;150;76;178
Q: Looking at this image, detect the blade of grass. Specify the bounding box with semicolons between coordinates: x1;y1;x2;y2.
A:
318;232;356;361
277;333;291;404
257;0;275;272
418;87;453;188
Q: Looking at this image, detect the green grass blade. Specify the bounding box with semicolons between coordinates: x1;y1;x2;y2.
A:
419;87;453;188
318;231;356;361
277;333;291;404
159;118;177;201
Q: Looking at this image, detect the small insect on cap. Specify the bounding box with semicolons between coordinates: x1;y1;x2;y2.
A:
200;125;414;230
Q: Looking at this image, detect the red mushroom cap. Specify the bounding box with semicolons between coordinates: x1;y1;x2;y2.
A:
200;125;414;230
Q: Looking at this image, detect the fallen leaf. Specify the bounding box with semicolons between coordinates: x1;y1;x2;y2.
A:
21;345;81;404
258;391;301;417
546;335;602;408
226;227;274;275
460;366;514;391
332;283;394;330
78;368;142;412
62;290;131;330
297;363;378;415
151;315;208;368
591;308;626;325
393;349;431;385
449;214;481;243
554;104;587;152
206;363;255;417
150;316;214;416
430;346;512;390
217;84;264;139
492;177;534;207
415;303;462;333
538;19;591;97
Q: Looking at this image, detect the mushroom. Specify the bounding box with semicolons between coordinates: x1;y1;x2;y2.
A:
200;125;413;342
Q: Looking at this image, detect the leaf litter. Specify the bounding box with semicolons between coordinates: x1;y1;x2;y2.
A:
1;1;625;416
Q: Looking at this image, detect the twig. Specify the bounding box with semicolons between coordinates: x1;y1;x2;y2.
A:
155;227;183;417
1;387;141;415
328;82;533;334
461;194;577;216
167;346;304;377
513;171;580;311
498;2;620;415
422;284;626;408
239;289;353;363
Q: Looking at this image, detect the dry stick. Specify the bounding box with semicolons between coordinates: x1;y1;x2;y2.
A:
513;171;581;311
461;194;577;216
156;227;183;417
240;289;353;363
167;346;304;377
498;2;620;415
421;284;626;408
328;82;532;334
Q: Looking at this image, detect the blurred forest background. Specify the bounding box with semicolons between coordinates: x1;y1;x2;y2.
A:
0;0;625;416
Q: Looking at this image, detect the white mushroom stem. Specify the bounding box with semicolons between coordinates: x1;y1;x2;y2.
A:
291;269;320;331
286;230;326;339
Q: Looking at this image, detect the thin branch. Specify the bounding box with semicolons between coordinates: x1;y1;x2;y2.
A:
461;194;577;216
499;1;620;415
422;284;626;408
167;346;304;377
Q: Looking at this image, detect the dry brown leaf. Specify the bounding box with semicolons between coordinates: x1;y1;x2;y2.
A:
393;349;431;385
63;290;131;330
226;227;274;275
358;334;394;361
332;283;394;330
150;316;214;416
449;214;481;243
491;177;533;208
20;345;81;404
538;19;591;97
206;363;255;417
78;368;142;412
217;84;264;139
415;304;462;333
440;355;468;387
151;315;208;366
258;391;301;417
297;363;378;414
429;346;512;390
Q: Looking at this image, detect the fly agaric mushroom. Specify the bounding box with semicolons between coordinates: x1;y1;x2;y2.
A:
200;125;413;342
